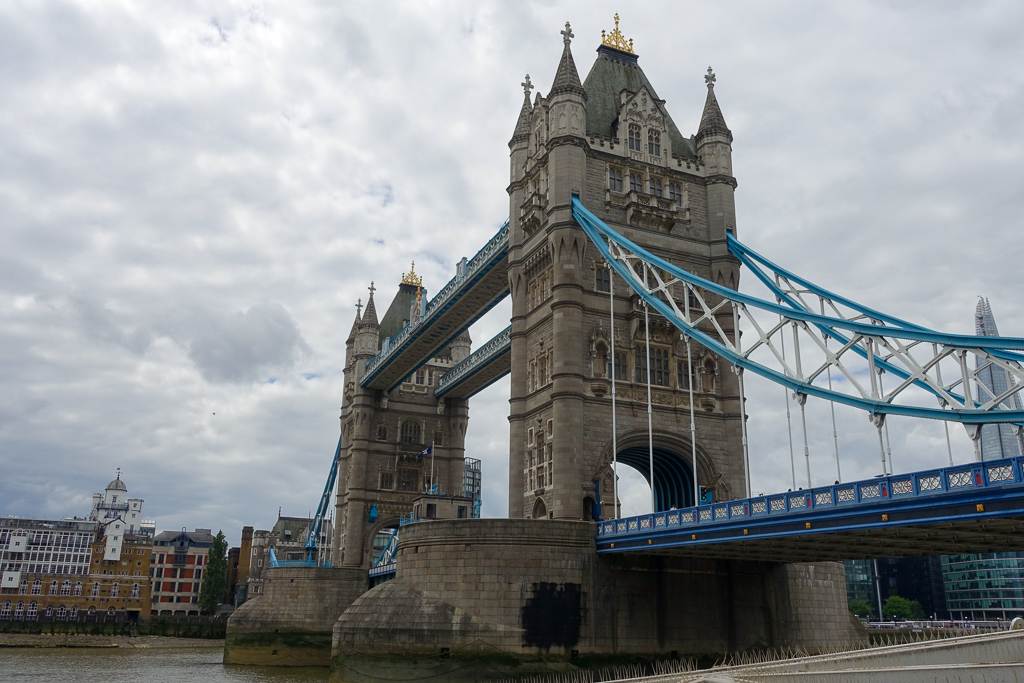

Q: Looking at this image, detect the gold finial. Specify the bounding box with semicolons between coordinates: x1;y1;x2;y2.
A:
402;261;422;287
601;13;634;54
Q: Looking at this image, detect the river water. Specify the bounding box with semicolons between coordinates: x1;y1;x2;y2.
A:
2;647;330;682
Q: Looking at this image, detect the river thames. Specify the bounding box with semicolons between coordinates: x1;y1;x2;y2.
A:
3;646;329;682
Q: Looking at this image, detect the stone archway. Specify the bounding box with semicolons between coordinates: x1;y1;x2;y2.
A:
596;430;723;512
532;497;548;519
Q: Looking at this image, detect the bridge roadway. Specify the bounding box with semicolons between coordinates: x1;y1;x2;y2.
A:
596;455;1024;563
360;220;510;392
435;326;511;399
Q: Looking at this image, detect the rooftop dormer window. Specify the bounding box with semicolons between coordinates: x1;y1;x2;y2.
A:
628;123;641;152
648;129;661;156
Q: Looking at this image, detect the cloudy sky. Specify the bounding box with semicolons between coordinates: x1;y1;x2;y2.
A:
3;1;1024;546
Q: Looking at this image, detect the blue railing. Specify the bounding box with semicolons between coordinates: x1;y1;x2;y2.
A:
597;455;1024;539
361;221;510;386
435;326;511;395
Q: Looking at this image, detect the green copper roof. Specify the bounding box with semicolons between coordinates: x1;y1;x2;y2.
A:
582;45;696;158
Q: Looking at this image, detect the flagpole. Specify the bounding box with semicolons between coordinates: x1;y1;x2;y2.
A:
430;440;436;494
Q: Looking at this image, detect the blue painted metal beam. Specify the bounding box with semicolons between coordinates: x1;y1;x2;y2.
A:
435;326;511;399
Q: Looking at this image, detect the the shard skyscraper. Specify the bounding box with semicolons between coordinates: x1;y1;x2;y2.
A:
975;297;1024;459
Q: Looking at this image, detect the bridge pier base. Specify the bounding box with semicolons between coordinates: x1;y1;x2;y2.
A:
224;566;367;667
330;519;864;682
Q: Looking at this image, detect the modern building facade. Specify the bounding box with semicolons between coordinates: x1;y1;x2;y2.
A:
149;528;214;616
943;553;1024;621
462;456;482;518
0;475;152;623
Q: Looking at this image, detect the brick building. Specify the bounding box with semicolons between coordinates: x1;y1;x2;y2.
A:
149;528;214;616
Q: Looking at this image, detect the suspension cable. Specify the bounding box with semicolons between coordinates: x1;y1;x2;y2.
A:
685;292;699;506
821;299;842;482
733;303;751;497
609;263;619;517
644;300;655;513
792;322;812;488
780;310;797;490
878;368;894;475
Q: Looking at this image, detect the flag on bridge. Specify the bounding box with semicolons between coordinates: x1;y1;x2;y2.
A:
418;444;433;459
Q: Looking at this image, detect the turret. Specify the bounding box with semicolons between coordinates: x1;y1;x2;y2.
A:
355;283;380;361
450;329;472;365
696;67;737;244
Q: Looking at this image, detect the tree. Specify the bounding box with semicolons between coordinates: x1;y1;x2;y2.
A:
199;530;227;615
848;600;875;619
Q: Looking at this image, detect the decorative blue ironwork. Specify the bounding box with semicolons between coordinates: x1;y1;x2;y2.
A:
361;221;510;388
596;455;1021;543
571;196;1024;425
435;326;511;396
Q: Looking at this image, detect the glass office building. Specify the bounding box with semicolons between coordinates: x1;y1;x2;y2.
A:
942;553;1024;621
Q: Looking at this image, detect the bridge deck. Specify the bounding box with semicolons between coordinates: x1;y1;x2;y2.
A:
597;456;1024;563
361;221;509;392
435;326;510;399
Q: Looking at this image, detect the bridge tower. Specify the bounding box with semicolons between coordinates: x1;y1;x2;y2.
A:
333;266;472;567
507;20;745;520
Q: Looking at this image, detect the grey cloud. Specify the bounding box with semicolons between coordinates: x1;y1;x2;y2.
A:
162;302;311;383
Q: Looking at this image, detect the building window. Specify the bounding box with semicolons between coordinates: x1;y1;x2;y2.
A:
677;361;692;390
415;368;426;385
649;178;662;197
397;468;418;491
14;602;24;619
69;606;77;619
608;168;623;192
400;420;421;445
91;582;100;597
538;355;548;386
653;347;670;386
629;172;642;193
61;580;71;596
26;602;37;619
433;430;444;447
0;602;10;619
595;267;610;293
628;123;641;151
669;183;683;206
648;129;661;156
55;605;66;620
107;607;115;616
612;351;628;381
31;580;41;595
131;583;139;599
376;423;387;441
379;472;394;490
18;580;27;595
111;583;119;598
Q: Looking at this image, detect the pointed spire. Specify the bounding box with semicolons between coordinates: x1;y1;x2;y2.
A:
549;22;586;99
976;297;999;337
346;298;362;342
510;75;534;148
697;67;732;143
362;282;379;327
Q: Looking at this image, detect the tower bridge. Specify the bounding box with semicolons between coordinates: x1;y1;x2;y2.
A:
227;17;1024;681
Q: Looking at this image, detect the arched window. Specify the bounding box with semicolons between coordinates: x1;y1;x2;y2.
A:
0;601;10;619
376;423;387;441
629;172;642;193
73;581;83;596
131;583;139;599
31;580;41;595
69;606;78;619
18;579;27;595
26;601;38;618
61;580;71;596
91;582;100;597
49;580;58;595
648;129;661;156
88;606;96;615
45;605;53;617
399;420;421;445
628;123;641;151
110;583;119;598
56;605;67;620
107;607;115;616
14;602;24;619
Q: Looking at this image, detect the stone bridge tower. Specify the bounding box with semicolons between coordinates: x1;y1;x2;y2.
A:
333;265;472;567
507;20;744;520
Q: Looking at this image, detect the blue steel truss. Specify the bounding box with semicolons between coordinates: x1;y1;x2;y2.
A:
572;196;1024;426
596;455;1024;559
360;221;510;390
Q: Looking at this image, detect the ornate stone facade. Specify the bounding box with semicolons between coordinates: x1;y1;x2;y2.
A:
507;27;744;520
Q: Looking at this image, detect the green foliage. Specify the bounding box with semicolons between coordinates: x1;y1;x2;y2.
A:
848;599;874;619
882;595;925;621
198;530;228;615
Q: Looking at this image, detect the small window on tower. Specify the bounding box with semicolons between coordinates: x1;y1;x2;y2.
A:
648;129;661;156
376;423;387;440
628;123;641;151
595;267;610;293
379;472;394;490
649;178;662;197
669;183;683;206
415;369;426;385
400;420;421;444
629;173;642;194
434;430;444;447
608;168;623;193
